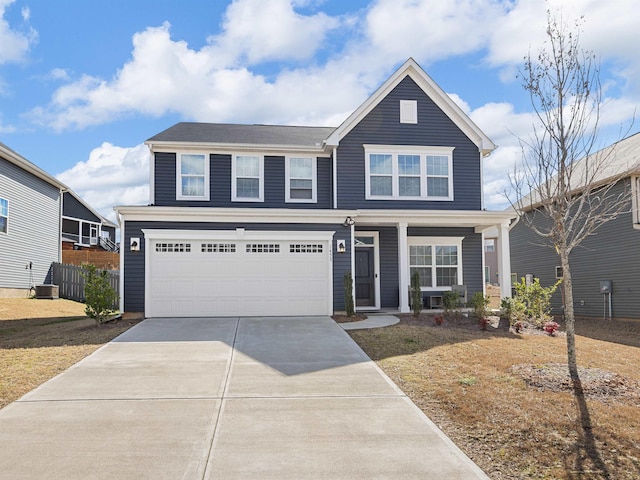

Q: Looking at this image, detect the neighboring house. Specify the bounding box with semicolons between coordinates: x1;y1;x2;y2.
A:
115;58;514;318
510;132;640;320
1;142;66;296
483;228;499;286
1;142;118;297
62;191;118;251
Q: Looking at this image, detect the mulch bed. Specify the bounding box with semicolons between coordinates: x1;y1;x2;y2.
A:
332;314;368;323
511;363;640;402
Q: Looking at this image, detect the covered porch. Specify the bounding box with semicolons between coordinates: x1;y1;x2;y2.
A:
345;210;514;313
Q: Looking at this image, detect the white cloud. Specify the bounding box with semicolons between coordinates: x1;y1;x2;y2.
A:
207;0;341;65
56;143;150;221
0;0;37;64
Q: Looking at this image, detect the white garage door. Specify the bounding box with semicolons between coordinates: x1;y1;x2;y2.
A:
144;230;334;317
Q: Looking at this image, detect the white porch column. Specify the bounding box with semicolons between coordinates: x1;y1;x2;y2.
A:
397;222;410;313
497;222;512;299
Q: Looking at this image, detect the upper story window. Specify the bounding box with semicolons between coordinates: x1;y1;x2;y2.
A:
365;145;454;201
232;155;264;202
633;176;640;227
177;153;209;201
286;156;316;203
0;198;7;233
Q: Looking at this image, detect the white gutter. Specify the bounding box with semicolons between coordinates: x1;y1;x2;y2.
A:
332;147;338;209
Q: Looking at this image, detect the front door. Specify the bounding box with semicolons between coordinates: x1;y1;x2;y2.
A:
355;248;375;307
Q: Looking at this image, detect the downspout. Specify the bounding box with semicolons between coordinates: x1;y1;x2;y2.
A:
115;208;125;313
332;147;338;209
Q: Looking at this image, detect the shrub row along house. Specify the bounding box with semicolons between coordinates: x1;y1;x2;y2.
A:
511;132;640;320
0;143;117;297
116;59;514;318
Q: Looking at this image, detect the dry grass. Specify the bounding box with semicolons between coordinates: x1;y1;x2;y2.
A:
347;315;640;480
0;298;141;410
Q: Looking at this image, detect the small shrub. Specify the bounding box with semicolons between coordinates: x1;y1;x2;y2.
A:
81;263;119;325
513;320;526;334
544;321;560;336
470;291;490;319
410;270;423;317
513;277;561;328
443;290;461;320
343;272;355;317
479;317;490;330
434;314;444;326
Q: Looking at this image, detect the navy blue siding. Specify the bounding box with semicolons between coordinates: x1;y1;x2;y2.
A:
102;225;116;242
63;192;100;222
123;221;351;313
337;76;482;210
154;153;332;209
408;227;483;303
511;180;640;319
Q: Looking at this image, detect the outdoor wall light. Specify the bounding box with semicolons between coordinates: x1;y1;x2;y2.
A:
130;237;140;252
343;216;355;227
336;239;346;253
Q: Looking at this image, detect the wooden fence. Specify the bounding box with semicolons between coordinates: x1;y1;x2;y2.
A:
51;263;119;306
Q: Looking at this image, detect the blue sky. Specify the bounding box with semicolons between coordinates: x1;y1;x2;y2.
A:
1;0;639;220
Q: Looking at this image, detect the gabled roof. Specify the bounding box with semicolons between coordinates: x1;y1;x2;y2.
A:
325;58;496;155
0;141;68;190
63;190;118;228
146;123;336;153
517;131;640;211
0;141;116;228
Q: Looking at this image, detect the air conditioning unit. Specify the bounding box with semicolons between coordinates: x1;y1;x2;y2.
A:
90;238;98;245
35;284;59;299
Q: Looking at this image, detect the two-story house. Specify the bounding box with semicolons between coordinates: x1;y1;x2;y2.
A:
115;58;514;318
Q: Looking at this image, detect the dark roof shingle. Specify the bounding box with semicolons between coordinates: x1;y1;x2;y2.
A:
146;122;336;148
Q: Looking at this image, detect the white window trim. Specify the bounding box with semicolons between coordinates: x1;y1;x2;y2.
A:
285;156;317;203
364;145;454;201
232;154;264;202
632;176;640;228
0;197;8;234
408;236;463;291
176;153;210;201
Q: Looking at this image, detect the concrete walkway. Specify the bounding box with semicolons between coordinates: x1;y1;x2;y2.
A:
0;317;488;479
340;314;400;330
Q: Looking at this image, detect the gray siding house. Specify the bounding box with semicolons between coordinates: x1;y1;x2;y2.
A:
1;142;119;297
510;132;640;320
116;58;514;318
0;143;65;296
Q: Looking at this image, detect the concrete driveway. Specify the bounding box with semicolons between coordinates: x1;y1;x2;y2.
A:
0;317;488;479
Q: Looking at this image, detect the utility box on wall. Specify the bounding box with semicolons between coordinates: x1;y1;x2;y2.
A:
599;280;612;294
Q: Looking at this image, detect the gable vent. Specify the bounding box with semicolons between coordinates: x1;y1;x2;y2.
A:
400;100;418;124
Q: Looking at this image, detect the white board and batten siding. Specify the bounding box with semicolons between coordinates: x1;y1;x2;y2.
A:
143;229;334;317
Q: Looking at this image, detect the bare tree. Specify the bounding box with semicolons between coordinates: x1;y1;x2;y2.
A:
512;12;634;387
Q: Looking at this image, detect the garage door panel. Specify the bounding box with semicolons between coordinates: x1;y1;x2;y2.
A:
147;236;331;317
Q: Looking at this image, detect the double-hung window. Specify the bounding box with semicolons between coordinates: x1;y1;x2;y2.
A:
286;156;316;202
177;153;209;200
365;145;454;200
233;155;263;201
408;237;463;290
0;198;7;234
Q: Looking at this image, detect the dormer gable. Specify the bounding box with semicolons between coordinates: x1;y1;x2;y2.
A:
326;58;495;156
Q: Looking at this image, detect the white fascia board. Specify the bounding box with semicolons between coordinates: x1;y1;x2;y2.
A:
326;58;496;156
115;206;358;224
0;143;68;191
354;209;514;228
144;140;332;157
141;229;335;242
